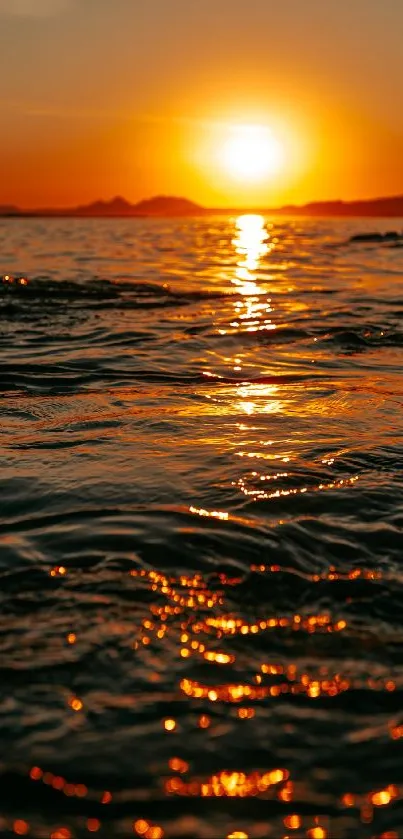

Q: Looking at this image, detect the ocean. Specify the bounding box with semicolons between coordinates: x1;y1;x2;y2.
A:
1;214;403;838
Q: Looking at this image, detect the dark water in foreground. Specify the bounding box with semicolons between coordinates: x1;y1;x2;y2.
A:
1;215;403;838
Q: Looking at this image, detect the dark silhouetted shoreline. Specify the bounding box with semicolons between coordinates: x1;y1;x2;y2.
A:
1;193;403;218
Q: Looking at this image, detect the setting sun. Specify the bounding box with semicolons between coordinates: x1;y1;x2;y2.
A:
220;125;285;182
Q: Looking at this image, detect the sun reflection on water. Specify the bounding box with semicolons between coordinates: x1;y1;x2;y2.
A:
215;215;277;343
236;382;283;416
233;214;271;281
214;214;276;348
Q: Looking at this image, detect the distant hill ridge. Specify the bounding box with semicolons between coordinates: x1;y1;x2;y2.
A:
1;193;403;217
0;195;205;218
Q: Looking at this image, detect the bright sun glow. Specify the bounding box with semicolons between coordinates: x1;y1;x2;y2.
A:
221;124;284;182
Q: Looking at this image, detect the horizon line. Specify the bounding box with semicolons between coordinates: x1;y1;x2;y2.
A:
1;192;403;217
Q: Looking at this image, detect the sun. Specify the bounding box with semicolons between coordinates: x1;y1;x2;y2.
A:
221;124;284;182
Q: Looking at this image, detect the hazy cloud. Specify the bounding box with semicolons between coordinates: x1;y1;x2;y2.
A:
0;0;73;17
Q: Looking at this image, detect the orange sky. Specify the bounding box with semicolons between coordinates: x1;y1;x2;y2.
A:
0;0;402;208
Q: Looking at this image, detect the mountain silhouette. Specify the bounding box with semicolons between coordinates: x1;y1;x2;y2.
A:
1;194;403;217
0;204;20;215
134;195;207;215
76;196;135;215
277;195;403;217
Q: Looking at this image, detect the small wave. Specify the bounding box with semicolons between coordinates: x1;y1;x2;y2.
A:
318;326;403;352
0;275;234;323
347;231;403;244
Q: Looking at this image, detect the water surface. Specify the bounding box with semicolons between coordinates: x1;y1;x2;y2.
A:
1;215;403;838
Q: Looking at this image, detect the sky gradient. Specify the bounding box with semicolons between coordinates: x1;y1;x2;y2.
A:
1;0;402;208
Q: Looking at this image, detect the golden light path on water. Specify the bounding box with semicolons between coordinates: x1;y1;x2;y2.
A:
209;214;284;421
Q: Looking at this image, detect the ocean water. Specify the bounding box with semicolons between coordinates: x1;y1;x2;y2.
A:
0;215;403;839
